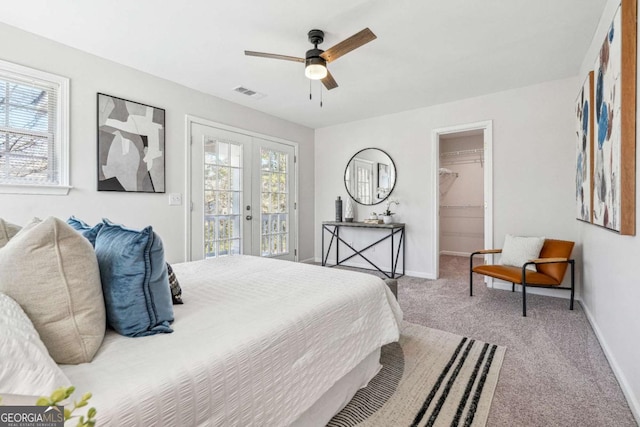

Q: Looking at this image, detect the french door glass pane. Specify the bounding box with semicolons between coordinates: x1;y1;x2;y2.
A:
260;147;289;257
203;137;243;258
356;164;372;204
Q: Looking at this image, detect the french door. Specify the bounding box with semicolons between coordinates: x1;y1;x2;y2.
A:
189;121;296;261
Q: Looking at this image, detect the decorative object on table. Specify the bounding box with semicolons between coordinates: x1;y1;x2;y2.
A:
363;218;384;224
335;196;343;222
591;0;636;235
344;197;355;222
97;93;166;193
576;72;594;223
381;199;399;224
344;148;397;205
364;212;382;223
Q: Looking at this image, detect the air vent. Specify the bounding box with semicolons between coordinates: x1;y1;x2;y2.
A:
233;86;266;100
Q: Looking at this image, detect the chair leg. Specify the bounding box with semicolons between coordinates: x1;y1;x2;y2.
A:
469;256;474;297
522;282;527;317
512;282;515;292
570;260;575;311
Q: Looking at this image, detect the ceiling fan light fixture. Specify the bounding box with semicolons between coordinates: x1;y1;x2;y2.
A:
305;56;327;80
245;27;376;91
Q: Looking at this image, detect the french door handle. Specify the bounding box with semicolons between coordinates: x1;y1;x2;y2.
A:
246;215;253;220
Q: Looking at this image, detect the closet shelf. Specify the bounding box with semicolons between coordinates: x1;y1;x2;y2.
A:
440;148;484;167
440;148;484;158
440;204;484;208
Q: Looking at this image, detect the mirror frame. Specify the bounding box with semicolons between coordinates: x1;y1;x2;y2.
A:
344;148;397;206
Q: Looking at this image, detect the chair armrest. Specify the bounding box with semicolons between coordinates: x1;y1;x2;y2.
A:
471;249;502;257
529;257;569;264
522;258;574;272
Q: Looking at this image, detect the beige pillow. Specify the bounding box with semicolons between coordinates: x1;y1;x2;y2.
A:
0;218;21;249
499;234;545;271
0;217;106;364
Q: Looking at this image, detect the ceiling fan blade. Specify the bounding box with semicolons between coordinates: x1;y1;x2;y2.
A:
322;70;338;90
244;51;305;63
320;28;376;63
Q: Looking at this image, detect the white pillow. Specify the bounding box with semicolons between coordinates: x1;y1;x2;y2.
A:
0;218;21;249
499;234;545;271
0;292;71;396
0;217;106;364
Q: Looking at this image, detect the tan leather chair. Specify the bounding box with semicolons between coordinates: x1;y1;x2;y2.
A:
470;239;575;316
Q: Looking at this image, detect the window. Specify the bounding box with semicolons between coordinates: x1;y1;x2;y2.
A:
203;137;243;258
0;59;70;194
260;147;289;257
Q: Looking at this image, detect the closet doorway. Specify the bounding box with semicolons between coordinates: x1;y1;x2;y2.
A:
432;121;493;280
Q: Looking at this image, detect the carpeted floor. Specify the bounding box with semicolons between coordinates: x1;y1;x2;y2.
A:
338;255;637;426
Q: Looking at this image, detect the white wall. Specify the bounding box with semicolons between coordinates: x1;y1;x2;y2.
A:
0;23;315;263
315;77;578;280
576;0;640;421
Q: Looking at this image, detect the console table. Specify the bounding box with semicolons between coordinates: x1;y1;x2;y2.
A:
321;221;405;278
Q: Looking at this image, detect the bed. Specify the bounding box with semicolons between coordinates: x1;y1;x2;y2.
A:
59;255;402;426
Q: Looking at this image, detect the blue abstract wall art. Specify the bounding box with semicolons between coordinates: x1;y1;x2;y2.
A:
575;72;593;223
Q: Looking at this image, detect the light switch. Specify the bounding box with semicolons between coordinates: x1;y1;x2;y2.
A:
169;193;182;206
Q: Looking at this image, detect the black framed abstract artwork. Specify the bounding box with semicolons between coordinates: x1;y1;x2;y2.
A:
97;93;166;193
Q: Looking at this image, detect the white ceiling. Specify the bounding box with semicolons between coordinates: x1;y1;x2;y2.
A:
1;0;607;129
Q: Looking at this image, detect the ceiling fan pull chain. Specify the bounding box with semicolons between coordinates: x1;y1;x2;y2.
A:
309;79;312;100
320;83;323;108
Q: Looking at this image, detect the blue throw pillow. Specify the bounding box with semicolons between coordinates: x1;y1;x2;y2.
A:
67;216;103;247
95;220;174;337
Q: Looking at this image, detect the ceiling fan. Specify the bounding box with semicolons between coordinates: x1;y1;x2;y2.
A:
245;28;377;91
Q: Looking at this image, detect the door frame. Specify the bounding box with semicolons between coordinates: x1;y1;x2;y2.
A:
184;115;299;262
431;120;493;281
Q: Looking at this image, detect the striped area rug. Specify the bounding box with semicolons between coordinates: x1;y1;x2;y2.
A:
328;322;506;427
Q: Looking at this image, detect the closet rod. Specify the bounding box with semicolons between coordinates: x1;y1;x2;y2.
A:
441;158;483;166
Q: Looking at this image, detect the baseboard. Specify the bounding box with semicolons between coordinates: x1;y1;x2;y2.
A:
312;257;435;279
405;270;437;279
300;257;316;264
491;280;573;299
579;298;640;425
440;250;470;257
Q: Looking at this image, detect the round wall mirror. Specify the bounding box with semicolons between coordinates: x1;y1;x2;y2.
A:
344;148;396;205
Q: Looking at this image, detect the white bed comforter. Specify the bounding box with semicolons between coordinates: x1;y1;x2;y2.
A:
61;256;402;426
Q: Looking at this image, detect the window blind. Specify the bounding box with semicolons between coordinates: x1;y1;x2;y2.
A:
0;73;59;184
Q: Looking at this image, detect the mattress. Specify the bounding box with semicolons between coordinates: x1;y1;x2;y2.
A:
60;256;402;426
